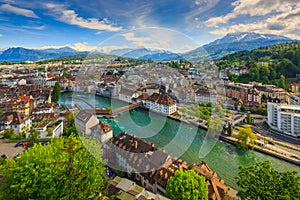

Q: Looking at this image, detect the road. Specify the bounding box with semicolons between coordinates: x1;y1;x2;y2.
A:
253;118;300;147
0;139;23;158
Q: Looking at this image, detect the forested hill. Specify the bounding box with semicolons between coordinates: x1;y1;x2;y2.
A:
217;42;300;86
221;42;300;62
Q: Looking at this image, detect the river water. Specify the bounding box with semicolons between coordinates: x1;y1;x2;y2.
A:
59;92;300;190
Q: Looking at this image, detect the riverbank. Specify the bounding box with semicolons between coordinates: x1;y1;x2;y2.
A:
68;91;300;167
219;135;300;166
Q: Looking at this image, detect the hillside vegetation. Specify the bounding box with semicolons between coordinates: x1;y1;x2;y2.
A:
217;42;300;87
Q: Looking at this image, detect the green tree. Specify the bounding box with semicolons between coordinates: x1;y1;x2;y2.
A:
3;128;14;139
235;126;257;149
105;106;112;111
240;105;246;112
62;71;67;77
207;117;223;138
51;82;61;103
180;106;188;113
0;135;107;199
63;126;79;137
278;75;286;89
246;114;254;124
261;94;267;101
236;161;300;200
257;107;267;116
0;108;3;115
66;111;75;126
61;103;67;110
28;128;40;147
166;170;208;200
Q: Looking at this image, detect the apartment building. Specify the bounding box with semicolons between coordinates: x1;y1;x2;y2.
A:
267;102;300;137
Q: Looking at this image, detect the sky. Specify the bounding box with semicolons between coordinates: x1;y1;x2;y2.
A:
0;0;300;53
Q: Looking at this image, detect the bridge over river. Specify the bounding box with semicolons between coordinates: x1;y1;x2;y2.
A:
71;96;142;116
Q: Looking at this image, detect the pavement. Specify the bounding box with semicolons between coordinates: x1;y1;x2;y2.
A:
0;139;23;158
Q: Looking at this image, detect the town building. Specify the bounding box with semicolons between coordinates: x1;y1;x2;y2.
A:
34;69;47;86
119;87;139;103
0;96;33;116
146;93;177;115
195;86;217;104
75;110;113;142
291;83;300;94
90;121;113;143
267;102;300;137
290;94;300;106
104;133;231;199
107;176;170;200
189;162;230;200
75;110;99;135
0;112;32;134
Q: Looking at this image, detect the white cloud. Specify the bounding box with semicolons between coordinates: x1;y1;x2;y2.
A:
122;32;169;49
205;0;300;39
0;3;39;18
176;45;196;53
185;0;220;27
0;34;3;37
96;45;129;53
21;25;45;30
39;45;69;50
45;3;122;32
205;0;300;27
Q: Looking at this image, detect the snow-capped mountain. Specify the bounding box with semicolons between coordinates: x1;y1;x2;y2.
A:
183;32;297;60
209;32;293;45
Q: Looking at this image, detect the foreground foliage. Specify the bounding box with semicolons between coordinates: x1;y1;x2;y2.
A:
236;161;300;200
0;135;107;199
166;170;208;200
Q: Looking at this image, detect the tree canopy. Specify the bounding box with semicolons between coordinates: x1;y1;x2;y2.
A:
51;82;61;103
0;135;107;199
236;161;300;200
235;126;257;149
166;170;208;200
218;42;300;85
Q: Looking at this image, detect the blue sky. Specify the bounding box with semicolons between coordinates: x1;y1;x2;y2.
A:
0;0;300;53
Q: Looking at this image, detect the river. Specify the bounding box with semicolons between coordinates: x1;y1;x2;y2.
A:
59;92;300;190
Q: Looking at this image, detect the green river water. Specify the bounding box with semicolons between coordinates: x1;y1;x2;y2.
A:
59;92;300;190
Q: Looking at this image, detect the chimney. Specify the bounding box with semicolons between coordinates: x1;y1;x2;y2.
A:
134;140;138;149
164;172;168;179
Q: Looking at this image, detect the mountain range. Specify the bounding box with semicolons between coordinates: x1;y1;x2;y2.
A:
0;32;297;62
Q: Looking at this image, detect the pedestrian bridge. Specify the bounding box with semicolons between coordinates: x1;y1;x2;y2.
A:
71;96;142;116
95;102;142;116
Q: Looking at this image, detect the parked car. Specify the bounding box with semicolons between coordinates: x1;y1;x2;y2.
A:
22;142;29;148
13;153;20;159
1;154;7;159
15;142;24;147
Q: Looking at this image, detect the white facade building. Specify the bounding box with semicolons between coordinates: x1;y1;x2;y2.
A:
146;93;177;115
34;69;47;86
267;102;300;137
118;87;139;103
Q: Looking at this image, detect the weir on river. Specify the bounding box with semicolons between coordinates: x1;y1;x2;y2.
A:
59;92;300;190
